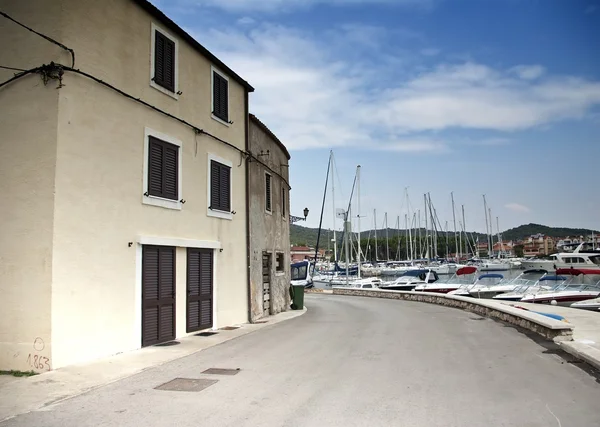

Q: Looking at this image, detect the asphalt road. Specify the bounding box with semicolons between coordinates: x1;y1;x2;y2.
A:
3;295;600;427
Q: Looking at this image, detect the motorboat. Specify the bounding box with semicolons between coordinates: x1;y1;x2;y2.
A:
570;297;600;311
291;261;314;289
520;243;600;271
468;269;548;299
379;269;439;291
492;273;566;302
520;268;600;306
478;261;511;272
332;277;383;289
448;273;504;297
414;266;478;294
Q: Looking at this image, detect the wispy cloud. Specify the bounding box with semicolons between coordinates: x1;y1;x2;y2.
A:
236;16;256;25
505;203;531;213
420;48;440;56
191;23;600;151
585;5;598;14
174;0;432;13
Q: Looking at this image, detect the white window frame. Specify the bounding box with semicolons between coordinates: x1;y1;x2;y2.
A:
265;171;273;215
150;23;179;100
275;252;285;276
211;66;230;127
207;153;233;220
142;127;183;210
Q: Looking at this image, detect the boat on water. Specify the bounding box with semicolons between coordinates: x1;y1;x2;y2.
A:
379;269;439;291
520;243;600;271
493;274;567;302
414;266;478;294
570;296;600;311
447;273;504;297
520;268;600;306
332;277;383;289
468;269;548;299
291;260;314;289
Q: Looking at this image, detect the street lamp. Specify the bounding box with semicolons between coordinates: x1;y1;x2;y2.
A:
290;207;309;224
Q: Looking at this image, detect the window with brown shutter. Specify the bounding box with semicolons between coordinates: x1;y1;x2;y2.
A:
210;160;231;212
148;136;179;200
154;30;175;92
212;71;229;122
265;173;272;213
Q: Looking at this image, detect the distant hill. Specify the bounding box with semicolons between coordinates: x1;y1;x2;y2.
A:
291;223;599;248
500;223;599;241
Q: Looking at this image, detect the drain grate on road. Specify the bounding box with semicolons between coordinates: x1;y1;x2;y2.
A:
202;368;240;376
195;331;218;337
155;378;218;392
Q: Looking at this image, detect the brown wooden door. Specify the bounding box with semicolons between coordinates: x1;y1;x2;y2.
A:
187;248;213;332
142;246;176;347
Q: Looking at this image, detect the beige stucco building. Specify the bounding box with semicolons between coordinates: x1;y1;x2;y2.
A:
0;0;254;371
248;115;291;322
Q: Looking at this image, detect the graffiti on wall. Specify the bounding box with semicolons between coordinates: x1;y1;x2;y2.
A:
25;337;51;371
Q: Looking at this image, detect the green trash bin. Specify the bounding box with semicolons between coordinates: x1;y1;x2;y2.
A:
290;285;305;310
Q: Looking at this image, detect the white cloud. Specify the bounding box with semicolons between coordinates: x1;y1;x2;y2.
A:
236;16;256;25
178;0;430;13
505;203;531;213
420;48;440;56
509;65;545;80
585;5;598;14
191;24;600;152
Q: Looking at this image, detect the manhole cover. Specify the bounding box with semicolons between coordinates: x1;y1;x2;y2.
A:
202;368;240;376
220;326;240;331
195;332;218;337
154;341;180;347
155;378;218;392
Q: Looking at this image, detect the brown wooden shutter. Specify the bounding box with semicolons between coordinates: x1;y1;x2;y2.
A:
142;246;175;347
187;249;213;332
213;72;228;122
147;137;178;200
265;174;272;212
210;160;231;212
154;30;175;92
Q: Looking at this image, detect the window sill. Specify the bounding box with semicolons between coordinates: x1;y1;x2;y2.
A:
143;195;182;210
150;81;179;100
207;208;233;220
211;114;231;127
265;209;273;216
275;272;285;277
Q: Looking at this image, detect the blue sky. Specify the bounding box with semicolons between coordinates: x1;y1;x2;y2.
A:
151;0;600;234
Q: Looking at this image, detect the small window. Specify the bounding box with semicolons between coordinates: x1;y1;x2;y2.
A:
210;160;231;212
281;187;286;218
212;69;229;123
147;136;179;200
363;284;373;289
276;253;285;272
153;29;176;93
265;173;272;213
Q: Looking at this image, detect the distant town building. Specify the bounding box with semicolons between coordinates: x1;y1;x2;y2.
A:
523;234;556;257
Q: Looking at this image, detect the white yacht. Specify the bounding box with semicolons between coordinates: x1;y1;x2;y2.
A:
414;266;478;294
448;273;504;297
520;243;600;271
493;273;567;302
570;297;600;311
520;269;600;306
468;269;548;299
379;269;439;291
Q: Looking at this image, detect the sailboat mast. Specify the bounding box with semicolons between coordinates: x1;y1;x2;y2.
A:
330;153;337;263
461;204;467;257
409;213;414;261
423;194;429;261
445;221;449;259
451;192;459;263
385;213;390;261
488;207;493;257
483;195;491;257
418;210;422;258
357;165;361;279
374;209;378;263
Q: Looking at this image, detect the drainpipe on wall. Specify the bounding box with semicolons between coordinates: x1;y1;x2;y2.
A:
244;90;253;324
